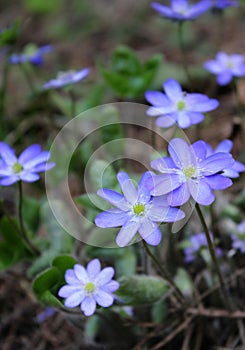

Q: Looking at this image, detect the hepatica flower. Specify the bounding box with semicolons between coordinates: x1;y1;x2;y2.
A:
58;259;119;316
145;78;219;129
204;52;245;85
206;139;245;178
43;68;90;89
95;172;185;247
231;221;245;253
10;44;52;66
184;232;222;262
151;0;211;22
0;143;55;185
150;138;234;206
212;0;240;10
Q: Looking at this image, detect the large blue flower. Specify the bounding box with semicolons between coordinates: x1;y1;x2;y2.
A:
58;259;119;316
43;68;90;89
10;45;52;66
95;172;185;247
0;143;55;185
149;138;235;206
205;139;245;178
204;52;245;85
145;78;219;129
151;0;211;22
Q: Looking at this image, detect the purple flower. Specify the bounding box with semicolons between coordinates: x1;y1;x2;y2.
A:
151;0;211;22
36;308;56;323
95;172;185;247
149;138;234;206
43;68;90;89
231;221;245;253
10;45;52;66
212;0;240;10
184;232;222;262
0;143;55;185
206;139;245;178
145;78;219;129
58;259;119;316
204;52;245;85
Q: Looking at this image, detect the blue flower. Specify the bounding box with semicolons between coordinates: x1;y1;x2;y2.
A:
43;68;90;89
149;138;234;206
0;143;55;185
95;171;185;247
145;78;219;129
205;139;245;178
58;259;119;316
231;221;245;253
10;45;52;66
204;52;245;85
212;0;240;10
151;0;211;22
183;232;222;262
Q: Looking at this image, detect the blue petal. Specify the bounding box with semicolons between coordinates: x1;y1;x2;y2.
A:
145;90;171;106
64;291;85;308
217;71;233;85
215;139;232;153
177;112;191;128
188;180;215;205
139;220;162;245
191;140;207;161
201;152;234;175
150;174;182;196
87;259;101;280
94;290;114;307
23;151;51;169
97;188;130;211
95;209;129;228
18;144;42;164
167;182;190;206
96;267;114;286
0;175;19;186
19;172;40;182
137;171;154;203
156;115;176;128
168;138;194;168
0;142;17;165
202;174;232;190
163;79;183;102
117;172;138;204
81;296;96;316
116;220;140;247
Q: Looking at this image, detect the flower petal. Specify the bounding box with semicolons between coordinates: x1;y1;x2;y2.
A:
94;290;114;307
97;188;130;211
64;291;85;308
74;264;88;282
0;175;19;185
58;285;82;298
167;182;190;206
201;152;234;175
117;172;138;204
103;280;120;292
156;115;176;128
18;144;41;164
19;172;40;182
0;142;17;165
96;267;114;286
163;79;183;101
81;296;96;316
202;174;232;190
188;180;215;205
95;209;130;228
87;259;101;280
139;220;162;245
24;151;51;169
65;269;80;285
168;138;194;168
150;173;183;196
116;220;140;247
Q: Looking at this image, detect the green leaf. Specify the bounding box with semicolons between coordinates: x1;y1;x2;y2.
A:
116;275;168;305
23;196;41;231
151;300;168;323
24;0;61;14
175;268;193;297
89;160;117;191
52;255;77;279
115;249;136;276
0;20;20;47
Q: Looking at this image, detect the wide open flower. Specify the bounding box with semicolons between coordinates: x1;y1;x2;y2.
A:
151;0;211;22
0;143;55;185
149;138;235;206
145;78;219;129
204;52;245;85
95;171;185;247
43;68;90;89
58;259;119;316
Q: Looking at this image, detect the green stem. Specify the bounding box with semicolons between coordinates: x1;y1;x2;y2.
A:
68;89;76;118
19;63;36;94
17;181;40;256
177;22;192;85
142;240;185;304
195;203;232;307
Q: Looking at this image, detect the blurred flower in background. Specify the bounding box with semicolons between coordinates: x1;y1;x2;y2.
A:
43;68;90;89
231;221;245;253
10;44;52;66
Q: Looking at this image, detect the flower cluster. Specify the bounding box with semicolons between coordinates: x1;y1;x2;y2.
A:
58;259;119;316
145;78;219;129
0;143;55;185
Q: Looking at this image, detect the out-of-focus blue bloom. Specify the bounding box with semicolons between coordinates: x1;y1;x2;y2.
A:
212;0;240;10
43;68;90;89
10;45;52;66
145;78;219;129
231;221;245;253
149;138;234;206
204;52;245;85
58;259;119;316
184;232;222;262
95;172;185;247
151;0;211;21
205;139;245;178
0;143;55;185
35;308;56;323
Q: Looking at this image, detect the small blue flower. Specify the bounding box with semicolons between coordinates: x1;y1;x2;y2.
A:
212;0;240;10
231;221;245;253
95;171;185;247
10;45;52;66
0;143;55;185
43;68;90;89
145;78;219;129
151;0;211;22
204;52;245;85
58;259;119;316
184;232;222;262
205;139;245;178
149;138;234;206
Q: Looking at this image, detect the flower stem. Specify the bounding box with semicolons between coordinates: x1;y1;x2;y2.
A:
195;203;232;307
0;57;10;138
19;63;36;94
142;240;185;304
17;181;40;256
177;22;192;85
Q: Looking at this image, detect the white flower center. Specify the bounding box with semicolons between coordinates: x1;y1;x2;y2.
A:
133;203;145;216
183;166;199;180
